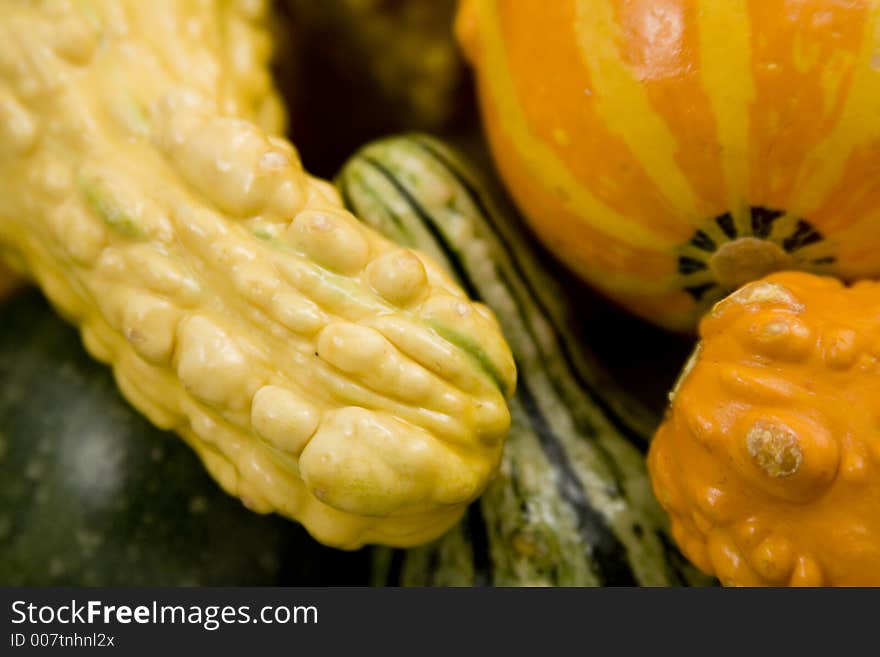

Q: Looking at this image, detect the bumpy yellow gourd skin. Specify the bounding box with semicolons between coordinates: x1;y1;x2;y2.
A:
649;272;880;585
0;0;515;549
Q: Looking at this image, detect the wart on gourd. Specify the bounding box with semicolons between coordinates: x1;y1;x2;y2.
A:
745;420;802;479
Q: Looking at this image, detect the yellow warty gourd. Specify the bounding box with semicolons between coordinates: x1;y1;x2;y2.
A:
0;0;515;549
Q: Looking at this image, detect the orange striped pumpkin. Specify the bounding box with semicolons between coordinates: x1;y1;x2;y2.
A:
457;0;880;331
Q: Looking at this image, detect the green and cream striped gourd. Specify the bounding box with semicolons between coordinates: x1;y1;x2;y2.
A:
338;134;709;586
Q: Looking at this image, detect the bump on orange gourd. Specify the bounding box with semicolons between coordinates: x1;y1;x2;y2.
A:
458;0;880;330
648;271;880;586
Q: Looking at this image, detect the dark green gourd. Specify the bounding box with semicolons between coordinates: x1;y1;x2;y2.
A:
338;134;710;586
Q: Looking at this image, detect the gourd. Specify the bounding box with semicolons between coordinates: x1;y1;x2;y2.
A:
0;0;514;549
649;271;880;586
338;134;708;585
458;0;880;331
0;290;369;586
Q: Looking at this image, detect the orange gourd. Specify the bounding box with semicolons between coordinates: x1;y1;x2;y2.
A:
648;271;880;586
458;0;880;331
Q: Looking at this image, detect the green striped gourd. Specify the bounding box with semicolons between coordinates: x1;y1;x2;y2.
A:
337;134;710;586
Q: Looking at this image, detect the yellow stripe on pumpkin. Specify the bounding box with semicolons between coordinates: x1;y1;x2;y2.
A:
697;0;754;235
572;0;703;227
747;0;868;224
473;0;680;251
789;2;880;228
610;0;728;220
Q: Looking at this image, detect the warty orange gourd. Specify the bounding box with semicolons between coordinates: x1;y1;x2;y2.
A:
649;272;880;586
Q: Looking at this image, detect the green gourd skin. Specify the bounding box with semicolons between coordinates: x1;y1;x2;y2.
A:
339;134;711;586
0;290;368;586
